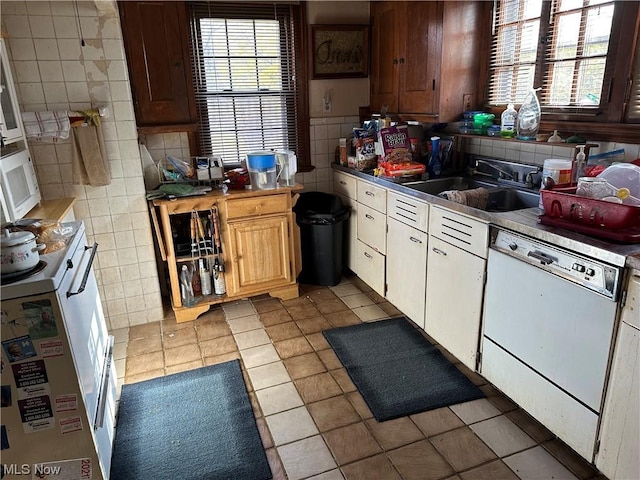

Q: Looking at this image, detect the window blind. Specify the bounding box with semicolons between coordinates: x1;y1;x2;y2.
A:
189;2;304;165
488;0;615;111
626;34;640;123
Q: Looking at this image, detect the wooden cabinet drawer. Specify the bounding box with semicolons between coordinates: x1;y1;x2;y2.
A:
429;206;488;259
357;179;386;213
387;191;429;233
333;171;357;200
356;239;385;297
357;204;386;254
224;194;288;220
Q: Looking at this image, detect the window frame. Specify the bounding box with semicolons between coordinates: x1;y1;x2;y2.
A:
485;0;640;142
187;2;311;171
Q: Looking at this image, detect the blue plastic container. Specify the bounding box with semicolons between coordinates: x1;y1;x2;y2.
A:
247;152;276;170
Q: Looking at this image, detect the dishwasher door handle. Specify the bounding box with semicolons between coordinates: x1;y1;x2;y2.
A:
527;250;554;265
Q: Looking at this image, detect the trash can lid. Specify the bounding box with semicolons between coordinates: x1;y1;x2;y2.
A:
294;192;345;215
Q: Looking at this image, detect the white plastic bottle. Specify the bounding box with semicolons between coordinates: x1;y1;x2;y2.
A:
500;103;517;138
213;257;226;295
199;259;212;295
573;145;587;182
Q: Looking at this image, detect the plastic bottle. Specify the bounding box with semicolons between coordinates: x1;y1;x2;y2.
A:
516;88;541;140
180;265;195;307
548;130;562;143
191;261;201;295
500;103;517;138
427;136;442;177
213;257;226;295
199;259;212;295
573;145;587;183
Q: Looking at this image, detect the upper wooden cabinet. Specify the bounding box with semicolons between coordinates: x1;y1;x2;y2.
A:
118;1;197;128
370;1;490;122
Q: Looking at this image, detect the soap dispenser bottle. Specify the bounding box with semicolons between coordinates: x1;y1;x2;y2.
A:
573;145;587;183
427;136;442;177
516;88;541;140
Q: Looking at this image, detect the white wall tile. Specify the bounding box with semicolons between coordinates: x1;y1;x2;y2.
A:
5;16;32;39
29;16;56;38
53;16;79;38
26;2;52;16
57;38;81;60
34;38;60;60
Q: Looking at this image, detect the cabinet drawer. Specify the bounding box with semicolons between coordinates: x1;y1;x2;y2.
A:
224;194;288;220
387;191;429;233
333;171;357;200
356;239;385;297
357;179;386;213
429;206;488;259
357;204;386;254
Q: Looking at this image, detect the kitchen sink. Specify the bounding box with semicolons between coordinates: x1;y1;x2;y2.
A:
403;176;539;212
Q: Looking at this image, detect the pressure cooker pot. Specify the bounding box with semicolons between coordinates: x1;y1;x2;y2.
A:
1;228;46;273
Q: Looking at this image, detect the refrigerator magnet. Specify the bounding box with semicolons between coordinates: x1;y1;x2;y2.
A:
2;336;36;363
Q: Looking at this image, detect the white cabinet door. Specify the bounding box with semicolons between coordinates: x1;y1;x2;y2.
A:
425;235;485;370
386;217;428;328
356;239;385;297
357;203;386;254
596;271;639;478
337;193;358;273
333;171;357;199
357;178;386;213
0;39;25;145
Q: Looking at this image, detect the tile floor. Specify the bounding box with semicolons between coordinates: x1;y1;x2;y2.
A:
112;275;607;480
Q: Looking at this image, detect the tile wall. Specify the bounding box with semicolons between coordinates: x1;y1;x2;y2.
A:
2;1;164;330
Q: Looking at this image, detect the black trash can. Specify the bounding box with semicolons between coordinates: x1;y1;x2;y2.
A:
293;192;350;286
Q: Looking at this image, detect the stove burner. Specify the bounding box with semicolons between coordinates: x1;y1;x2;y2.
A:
1;261;47;284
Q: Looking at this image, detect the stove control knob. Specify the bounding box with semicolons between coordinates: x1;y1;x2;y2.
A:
573;263;586;273
586;268;595;277
508;243;518;251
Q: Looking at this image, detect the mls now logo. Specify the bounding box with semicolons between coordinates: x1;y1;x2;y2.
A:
2;463;62;475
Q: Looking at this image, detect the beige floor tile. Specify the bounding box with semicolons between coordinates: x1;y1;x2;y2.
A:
543;439;601;480
265;447;287;480
305;287;339;303
198;335;238;358
227;314;263;333
365;289;385;304
203;351;241;366
479;384;519;413
294;372;343;403
128;321;161;339
470;415;536;457
124;368;165;384
163;326;198;349
248;361;291;391
503;446;579;480
113;341;128;360
506;409;555;444
352;304;388;322
430;426;497;471
387;440;454;480
365;417;425;451
274;337;314;359
330;368;357;393
161;317;195;333
253;297;284;313
341;454;401;480
125;350;164;377
295;316;332;334
325;310;362;328
266;321;303;341
307;470;345;480
284;352;327;379
347;391;373;420
115;359;126;378
164;344;202;367
341;293;375;309
410;407;465;437
323;422;382;465
307;395;360;432
317;348;343;370
330;283;363;297
306;332;331;351
316;298;350;315
287;304;322;320
241;343;280;368
194;318;232;341
255;382;304;416
234;328;271;350
450;398;501;424
222;300;255;319
378;301;402;317
265;406;319;446
127;334;162;356
277;435;337;480
164;359;204;376
260;308;295;326
459;460;519;480
283;296;314;307
110;327;129;344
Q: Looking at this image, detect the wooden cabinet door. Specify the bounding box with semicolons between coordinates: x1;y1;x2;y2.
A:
398;1;442;114
425;235;485;370
119;1;195;126
385;217;428;328
370;1;399;113
225;215;293;296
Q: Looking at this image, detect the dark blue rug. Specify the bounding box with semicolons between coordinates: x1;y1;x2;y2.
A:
323;317;485;421
110;360;271;480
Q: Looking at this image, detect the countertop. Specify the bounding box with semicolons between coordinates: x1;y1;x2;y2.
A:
333;165;640;269
26;197;76;223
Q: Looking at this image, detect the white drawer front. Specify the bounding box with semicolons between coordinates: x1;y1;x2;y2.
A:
357;179;387;213
333;171;357;199
388;191;429;233
357;203;386;254
429;206;488;258
356;239;385;297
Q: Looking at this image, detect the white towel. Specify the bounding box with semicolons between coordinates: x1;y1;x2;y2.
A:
439;187;489;210
21;111;70;141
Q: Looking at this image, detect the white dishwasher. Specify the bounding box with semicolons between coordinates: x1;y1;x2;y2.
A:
481;227;623;461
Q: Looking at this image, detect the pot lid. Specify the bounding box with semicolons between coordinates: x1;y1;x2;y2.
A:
1;229;36;248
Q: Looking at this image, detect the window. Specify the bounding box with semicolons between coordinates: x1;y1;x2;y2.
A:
189;3;309;167
488;0;638;124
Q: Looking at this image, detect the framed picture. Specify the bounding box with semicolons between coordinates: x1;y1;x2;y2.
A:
310;25;369;79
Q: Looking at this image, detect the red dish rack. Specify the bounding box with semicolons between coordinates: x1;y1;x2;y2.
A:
539;187;640;243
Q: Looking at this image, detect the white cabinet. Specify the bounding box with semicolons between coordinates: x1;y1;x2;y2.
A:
333;171;358;272
0;39;25;146
386;192;429;328
596;270;640;478
425;206;488;370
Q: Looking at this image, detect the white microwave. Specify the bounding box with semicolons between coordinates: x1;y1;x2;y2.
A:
0;149;41;223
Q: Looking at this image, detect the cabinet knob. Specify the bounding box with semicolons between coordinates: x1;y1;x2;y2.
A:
399;57;405;64
393;58;398;65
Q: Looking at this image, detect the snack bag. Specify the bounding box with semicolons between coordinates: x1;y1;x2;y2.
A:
378;125;412;164
353;128;377;171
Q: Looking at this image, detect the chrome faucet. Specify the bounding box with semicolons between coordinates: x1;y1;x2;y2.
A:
472;159;518;182
525;166;543;188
